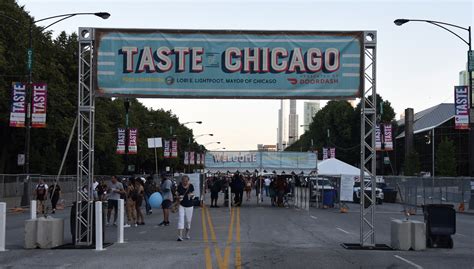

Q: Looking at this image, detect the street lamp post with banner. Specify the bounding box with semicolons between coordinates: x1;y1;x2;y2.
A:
77;28;377;247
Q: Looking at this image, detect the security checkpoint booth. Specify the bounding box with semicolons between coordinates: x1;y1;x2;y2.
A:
75;27;378;249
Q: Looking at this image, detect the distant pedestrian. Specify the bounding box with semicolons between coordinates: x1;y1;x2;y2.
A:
134;177;145;225
159;174;174;226
35;179;48;214
125;177;137;227
255;176;263;202
244;176;252;201
264;177;271;196
106;175;125;226
176;175;195;241
269;179;276;206
232;173;245;206
49;182;61;214
210;177;222;208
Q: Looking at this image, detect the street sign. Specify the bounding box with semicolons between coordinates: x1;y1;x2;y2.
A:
469;50;474;72
17;154;25;166
27;49;33;72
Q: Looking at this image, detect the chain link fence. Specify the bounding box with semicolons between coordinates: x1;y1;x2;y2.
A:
384;176;473;213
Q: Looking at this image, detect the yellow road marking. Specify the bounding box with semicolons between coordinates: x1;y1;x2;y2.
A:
222;207;235;269
235;207;241;269
206;206;225;269
201;206;213;269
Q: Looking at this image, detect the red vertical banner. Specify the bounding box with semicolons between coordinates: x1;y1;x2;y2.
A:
375;125;382;151
117;128;126;154
31;83;47;128
322;148;328;160
184;151;189;165
163;140;170;158
9;82;26;127
330;148;336;159
189;151;195;165
171;139;178;158
383;124;393;151
128;128;138;154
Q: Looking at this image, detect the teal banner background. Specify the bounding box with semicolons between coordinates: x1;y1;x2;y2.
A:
95;29;364;99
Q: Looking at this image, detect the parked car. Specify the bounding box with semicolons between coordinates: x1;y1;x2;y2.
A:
353;181;384;204
376;182;398;203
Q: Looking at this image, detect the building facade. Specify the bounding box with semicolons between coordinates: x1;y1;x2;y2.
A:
303;101;320;131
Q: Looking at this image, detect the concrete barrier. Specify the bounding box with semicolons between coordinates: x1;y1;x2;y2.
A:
391;219;411;250
410;220;426;250
391;219;426;251
30;200;36;219
24;217;64;249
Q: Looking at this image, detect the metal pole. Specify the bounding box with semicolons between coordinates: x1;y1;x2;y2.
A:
154;146;158;176
0;202;5;251
468;26;474;177
124;99;130;175
20;21;34;207
117;199;124;243
432;129;435;178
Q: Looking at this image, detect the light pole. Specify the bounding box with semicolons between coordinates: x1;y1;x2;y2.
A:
183;121;203;125
394;18;472;176
17;12;110;206
187;133;213;173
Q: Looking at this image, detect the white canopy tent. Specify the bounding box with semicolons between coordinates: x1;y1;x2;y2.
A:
317;158;368;176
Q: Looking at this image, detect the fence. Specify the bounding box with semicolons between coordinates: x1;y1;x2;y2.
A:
0;174;115;207
384;176;473;212
304;175;473;212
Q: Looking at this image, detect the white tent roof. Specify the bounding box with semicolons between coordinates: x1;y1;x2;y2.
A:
317;158;367;176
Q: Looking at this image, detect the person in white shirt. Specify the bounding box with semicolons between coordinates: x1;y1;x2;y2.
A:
264;177;271;197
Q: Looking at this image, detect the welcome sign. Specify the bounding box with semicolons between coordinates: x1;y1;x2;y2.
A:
94;29;364;99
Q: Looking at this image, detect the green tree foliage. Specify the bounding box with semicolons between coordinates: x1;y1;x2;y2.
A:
404;150;421;176
0;1;199;175
436;138;456;177
286;94;396;166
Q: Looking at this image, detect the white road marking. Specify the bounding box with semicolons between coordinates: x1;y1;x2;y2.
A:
456;233;466;237
336;227;350;234
394;255;423;269
310;215;318;220
139;231;147;234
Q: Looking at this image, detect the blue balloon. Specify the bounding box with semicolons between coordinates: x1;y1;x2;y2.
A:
149;192;163;208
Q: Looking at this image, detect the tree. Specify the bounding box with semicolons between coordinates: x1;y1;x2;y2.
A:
404;150;420;176
436;138;456;176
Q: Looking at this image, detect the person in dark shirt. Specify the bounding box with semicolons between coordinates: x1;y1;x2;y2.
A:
232;173;245;206
210;177;222;208
176;175;195;241
49;183;61;214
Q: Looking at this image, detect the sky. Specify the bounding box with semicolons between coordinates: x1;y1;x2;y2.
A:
16;0;473;150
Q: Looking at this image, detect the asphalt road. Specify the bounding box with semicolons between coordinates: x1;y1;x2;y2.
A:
1;193;473;269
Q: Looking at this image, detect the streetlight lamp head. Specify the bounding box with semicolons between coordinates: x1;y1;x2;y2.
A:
217;142;221;144
394;19;409;26
196;121;203;124
209;134;214;136
95;12;111;19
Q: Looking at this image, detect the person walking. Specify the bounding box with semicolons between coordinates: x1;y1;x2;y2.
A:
144;176;156;215
49;182;61;214
125;178;137;227
232;173;245;206
34;179;48;214
264;176;271;197
134;177;145;225
106;175;125;226
176;175;194;241
244;176;252;201
158;174;174;226
210;177;222;208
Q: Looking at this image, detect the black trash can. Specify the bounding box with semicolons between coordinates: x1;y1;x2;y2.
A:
70;201;105;244
422;204;456;248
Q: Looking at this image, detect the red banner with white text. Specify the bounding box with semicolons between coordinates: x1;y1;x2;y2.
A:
128;128;138;154
31;83;47;128
9;82;26;127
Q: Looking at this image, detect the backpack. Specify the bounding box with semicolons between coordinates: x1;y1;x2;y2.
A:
36;184;46;200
